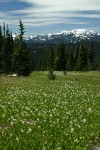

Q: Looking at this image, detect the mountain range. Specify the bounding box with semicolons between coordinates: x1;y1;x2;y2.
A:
13;29;100;61
24;29;100;44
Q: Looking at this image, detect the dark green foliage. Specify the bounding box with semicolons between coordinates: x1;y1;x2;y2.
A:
12;48;31;76
26;41;100;63
74;46;79;70
0;25;2;49
0;26;3;72
66;49;74;71
75;43;87;71
87;43;95;70
0;24;13;74
54;42;66;71
39;41;97;71
39;56;46;71
47;70;56;80
46;46;54;70
63;70;67;75
95;61;100;70
40;45;54;71
54;43;61;70
12;20;31;76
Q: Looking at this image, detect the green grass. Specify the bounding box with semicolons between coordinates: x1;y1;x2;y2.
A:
0;71;100;150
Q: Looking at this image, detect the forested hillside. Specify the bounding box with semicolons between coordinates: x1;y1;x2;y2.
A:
27;41;100;71
27;41;100;62
0;21;100;76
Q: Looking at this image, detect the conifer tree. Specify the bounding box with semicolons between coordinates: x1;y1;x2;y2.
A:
87;43;95;70
0;25;2;48
54;42;66;71
74;45;79;70
46;45;54;70
54;43;60;70
66;49;74;71
5;25;13;73
12;20;31;76
76;43;87;71
1;24;14;74
1;23;7;73
0;25;3;73
40;45;54;71
39;56;46;71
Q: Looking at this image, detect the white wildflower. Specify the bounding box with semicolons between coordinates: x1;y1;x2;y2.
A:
70;128;74;133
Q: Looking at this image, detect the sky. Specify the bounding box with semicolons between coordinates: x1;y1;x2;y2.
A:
0;0;100;35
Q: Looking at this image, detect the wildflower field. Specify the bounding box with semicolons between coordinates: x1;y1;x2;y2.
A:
0;71;100;150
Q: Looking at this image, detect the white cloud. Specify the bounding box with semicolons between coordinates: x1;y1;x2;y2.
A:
19;0;100;11
10;0;100;27
0;0;100;34
0;12;6;17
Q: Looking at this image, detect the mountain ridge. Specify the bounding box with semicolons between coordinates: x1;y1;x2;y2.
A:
23;29;100;44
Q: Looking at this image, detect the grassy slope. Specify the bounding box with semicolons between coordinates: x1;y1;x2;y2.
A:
0;71;100;150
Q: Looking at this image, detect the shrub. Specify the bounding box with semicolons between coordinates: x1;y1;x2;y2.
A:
47;70;56;80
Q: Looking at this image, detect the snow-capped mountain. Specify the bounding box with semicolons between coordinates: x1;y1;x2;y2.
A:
14;29;100;44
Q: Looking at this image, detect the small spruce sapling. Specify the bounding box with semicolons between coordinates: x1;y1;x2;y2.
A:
47;70;56;80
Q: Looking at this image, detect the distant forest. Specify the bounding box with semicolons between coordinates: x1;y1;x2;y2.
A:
0;21;100;76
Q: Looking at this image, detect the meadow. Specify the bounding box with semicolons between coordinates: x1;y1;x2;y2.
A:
0;71;100;150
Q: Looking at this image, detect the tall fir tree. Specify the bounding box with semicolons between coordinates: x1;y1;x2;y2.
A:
39;56;46;71
87;43;95;70
1;24;14;74
54;43;60;70
54;42;66;71
1;23;7;73
0;25;3;73
40;45;54;71
12;20;31;76
45;45;54;70
0;25;2;49
5;25;13;73
66;49;74;71
76;43;87;71
74;45;79;70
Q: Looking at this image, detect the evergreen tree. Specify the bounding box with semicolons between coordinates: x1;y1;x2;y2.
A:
1;23;7;73
47;70;56;80
30;52;36;71
45;45;54;70
12;20;31;76
40;45;54;71
87;43;95;70
39;56;46;71
59;42;66;71
5;25;13;73
66;49;74;71
3;23;5;38
76;43;87;71
54;43;60;70
1;24;14;74
74;45;79;70
54;42;66;71
0;25;2;49
0;25;3;73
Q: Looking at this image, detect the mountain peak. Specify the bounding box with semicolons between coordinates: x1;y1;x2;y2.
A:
22;29;100;44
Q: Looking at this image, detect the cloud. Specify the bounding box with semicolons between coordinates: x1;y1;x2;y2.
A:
19;0;100;11
0;0;100;34
10;0;100;24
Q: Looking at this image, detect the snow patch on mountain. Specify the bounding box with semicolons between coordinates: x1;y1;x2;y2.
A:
13;29;100;43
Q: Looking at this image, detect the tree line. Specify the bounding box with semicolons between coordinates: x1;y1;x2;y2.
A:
39;42;99;71
0;21;100;76
0;20;32;76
